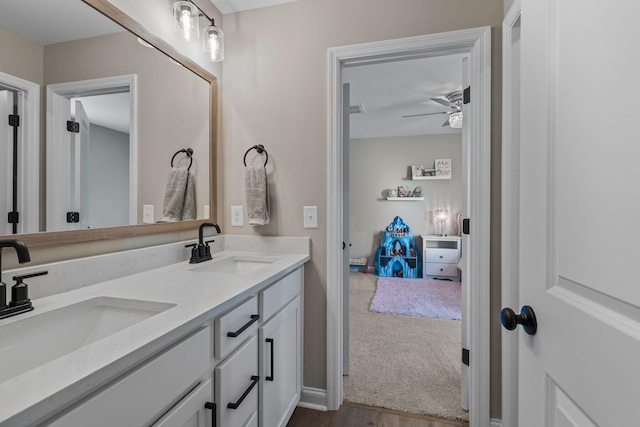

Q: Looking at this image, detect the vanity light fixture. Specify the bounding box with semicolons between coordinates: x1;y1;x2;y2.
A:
173;0;224;62
203;23;224;62
173;1;200;42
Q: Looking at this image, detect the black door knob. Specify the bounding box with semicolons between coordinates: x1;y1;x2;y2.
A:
500;305;537;335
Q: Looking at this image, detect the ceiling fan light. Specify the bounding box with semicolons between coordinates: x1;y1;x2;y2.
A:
449;111;463;128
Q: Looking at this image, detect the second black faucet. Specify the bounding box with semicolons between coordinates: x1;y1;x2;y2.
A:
187;223;221;264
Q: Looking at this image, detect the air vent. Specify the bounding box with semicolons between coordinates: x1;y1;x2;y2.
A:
349;104;365;114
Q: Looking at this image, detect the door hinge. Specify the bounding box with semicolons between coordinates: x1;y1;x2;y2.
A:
8;114;19;127
462;348;470;366
463;86;471;104
66;120;80;133
66;212;80;223
7;212;19;224
463;218;470;235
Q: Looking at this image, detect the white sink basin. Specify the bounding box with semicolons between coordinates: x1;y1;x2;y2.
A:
0;297;175;383
191;255;282;275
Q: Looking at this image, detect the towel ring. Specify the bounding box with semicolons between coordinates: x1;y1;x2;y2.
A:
171;148;193;170
243;144;269;167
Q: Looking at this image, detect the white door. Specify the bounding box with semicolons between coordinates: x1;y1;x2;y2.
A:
47;90;73;231
75;100;91;229
459;58;470;411
512;1;640;424
342;82;350;375
0;90;13;235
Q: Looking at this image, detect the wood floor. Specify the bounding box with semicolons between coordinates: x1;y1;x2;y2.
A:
286;403;470;427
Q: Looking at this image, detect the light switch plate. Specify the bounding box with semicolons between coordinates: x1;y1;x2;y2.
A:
231;206;243;226
303;206;318;228
143;205;154;224
204;205;210;219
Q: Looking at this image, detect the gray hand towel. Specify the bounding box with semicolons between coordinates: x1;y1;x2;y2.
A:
245;165;270;226
161;167;194;222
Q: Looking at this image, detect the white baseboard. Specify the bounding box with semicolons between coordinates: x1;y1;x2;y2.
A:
491;418;503;427
298;387;328;411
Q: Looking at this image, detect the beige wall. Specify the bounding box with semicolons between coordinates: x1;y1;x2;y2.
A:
222;0;504;418
0;25;43;85
350;134;463;261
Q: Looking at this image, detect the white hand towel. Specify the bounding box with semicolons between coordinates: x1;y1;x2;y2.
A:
161;167;192;222
245;165;270;226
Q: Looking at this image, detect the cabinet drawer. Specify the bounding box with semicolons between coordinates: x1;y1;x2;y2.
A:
424;262;459;278
215;335;258;427
215;296;259;360
261;268;302;321
425;248;460;263
47;327;210;427
152;378;212;427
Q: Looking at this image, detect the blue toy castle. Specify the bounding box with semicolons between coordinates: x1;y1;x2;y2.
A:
375;216;420;278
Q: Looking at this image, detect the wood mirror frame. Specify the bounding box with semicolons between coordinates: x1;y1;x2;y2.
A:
6;0;218;249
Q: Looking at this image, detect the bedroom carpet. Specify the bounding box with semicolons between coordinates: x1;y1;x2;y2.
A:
344;272;468;422
370;277;461;319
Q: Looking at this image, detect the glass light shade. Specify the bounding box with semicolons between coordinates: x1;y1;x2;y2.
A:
203;25;224;62
174;1;200;42
449;111;463;128
435;209;450;221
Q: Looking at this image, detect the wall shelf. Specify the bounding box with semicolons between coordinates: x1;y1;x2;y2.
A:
411;176;451;181
386;197;425;201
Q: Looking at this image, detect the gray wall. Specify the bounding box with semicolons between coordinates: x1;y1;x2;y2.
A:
349;134;462;264
87;124;130;228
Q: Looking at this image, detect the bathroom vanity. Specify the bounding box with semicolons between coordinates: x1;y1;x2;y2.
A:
0;236;309;427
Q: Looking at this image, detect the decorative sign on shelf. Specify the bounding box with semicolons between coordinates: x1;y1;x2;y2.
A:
435;159;452;177
397;185;412;197
411;165;436;179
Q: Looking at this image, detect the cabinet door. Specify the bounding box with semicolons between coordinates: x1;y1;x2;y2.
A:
152;379;212;427
215;334;259;427
46;328;210;427
259;296;301;427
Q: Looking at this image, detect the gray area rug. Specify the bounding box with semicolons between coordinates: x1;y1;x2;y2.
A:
344;272;469;422
370;277;462;319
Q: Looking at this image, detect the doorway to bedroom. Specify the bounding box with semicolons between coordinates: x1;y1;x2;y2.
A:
341;53;468;423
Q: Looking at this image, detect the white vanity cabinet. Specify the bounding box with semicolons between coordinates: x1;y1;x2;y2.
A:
259;296;301;427
36;266;304;427
45;327;211;427
211;267;303;427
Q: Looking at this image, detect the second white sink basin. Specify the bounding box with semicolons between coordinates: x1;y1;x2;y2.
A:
191;255;282;275
0;297;175;384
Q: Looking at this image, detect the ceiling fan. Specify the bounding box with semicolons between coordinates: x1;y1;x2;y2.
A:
402;90;463;128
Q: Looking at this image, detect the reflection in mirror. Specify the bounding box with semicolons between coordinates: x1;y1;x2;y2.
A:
0;0;214;239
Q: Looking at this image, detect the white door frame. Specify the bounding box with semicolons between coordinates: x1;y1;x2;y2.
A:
327;26;492;424
0;71;40;234
46;75;138;229
501;2;522;426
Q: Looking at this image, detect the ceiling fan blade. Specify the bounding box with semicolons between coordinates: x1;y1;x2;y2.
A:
402;111;449;118
442;118;451;127
430;97;455;108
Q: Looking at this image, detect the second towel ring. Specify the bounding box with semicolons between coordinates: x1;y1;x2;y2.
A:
171;148;193;170
243;144;269;167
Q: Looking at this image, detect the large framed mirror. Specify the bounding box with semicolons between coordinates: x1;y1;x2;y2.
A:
0;0;217;248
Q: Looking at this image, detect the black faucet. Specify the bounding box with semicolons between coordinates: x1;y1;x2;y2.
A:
0;240;48;320
186;223;221;264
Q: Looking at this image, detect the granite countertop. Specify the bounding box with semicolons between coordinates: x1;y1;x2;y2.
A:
0;237;310;426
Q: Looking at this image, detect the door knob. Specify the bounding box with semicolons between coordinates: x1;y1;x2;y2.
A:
500;305;537;335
